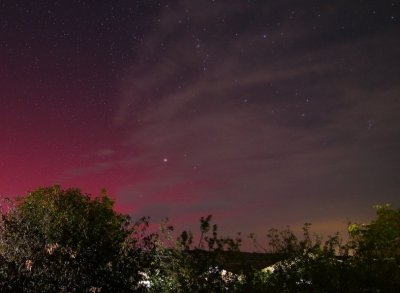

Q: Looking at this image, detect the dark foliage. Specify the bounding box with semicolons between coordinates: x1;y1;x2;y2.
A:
0;186;153;292
0;186;399;292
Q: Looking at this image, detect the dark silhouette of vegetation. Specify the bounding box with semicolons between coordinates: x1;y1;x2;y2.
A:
0;186;155;292
0;186;399;292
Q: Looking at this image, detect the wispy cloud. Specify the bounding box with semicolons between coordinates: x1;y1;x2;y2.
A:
107;1;400;236
57;1;400;241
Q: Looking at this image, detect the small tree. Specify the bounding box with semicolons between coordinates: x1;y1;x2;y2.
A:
348;204;400;259
346;204;400;291
0;186;147;292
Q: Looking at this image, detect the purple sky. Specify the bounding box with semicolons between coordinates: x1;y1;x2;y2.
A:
1;0;400;250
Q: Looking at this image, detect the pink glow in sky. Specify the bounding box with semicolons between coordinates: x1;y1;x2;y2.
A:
1;1;400;250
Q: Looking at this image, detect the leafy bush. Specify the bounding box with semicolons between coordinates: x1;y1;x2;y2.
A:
0;186;399;292
254;205;400;292
0;186;150;292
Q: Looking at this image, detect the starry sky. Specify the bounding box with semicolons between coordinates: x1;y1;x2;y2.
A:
1;1;400;249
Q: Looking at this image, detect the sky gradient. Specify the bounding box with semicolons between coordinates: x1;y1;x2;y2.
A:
1;0;400;250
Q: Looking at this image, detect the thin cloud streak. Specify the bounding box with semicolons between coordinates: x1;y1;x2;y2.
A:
106;1;400;240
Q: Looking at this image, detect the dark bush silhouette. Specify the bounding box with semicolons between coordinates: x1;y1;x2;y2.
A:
0;186;399;292
0;186;154;292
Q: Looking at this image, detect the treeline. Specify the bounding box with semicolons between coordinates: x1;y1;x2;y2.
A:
0;186;399;292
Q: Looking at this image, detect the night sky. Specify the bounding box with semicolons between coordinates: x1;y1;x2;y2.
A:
1;1;400;248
